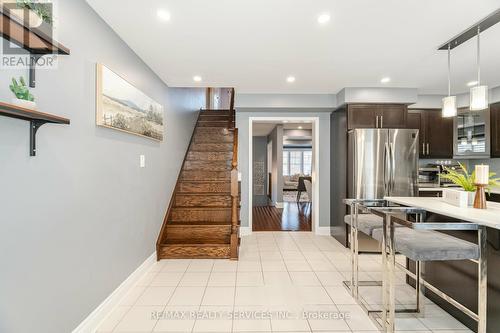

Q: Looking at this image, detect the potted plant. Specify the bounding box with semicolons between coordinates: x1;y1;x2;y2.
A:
5;0;53;35
441;162;500;206
9;76;36;109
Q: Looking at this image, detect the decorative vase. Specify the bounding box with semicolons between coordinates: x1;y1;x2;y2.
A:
11;98;36;110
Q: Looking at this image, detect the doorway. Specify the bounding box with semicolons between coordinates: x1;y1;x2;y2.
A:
249;117;319;232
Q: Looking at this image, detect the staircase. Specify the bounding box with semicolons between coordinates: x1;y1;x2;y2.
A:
156;108;240;259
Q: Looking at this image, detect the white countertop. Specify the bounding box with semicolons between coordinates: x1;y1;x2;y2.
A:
384;196;500;230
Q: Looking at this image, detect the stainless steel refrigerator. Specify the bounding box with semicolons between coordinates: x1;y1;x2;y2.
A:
347;128;419;251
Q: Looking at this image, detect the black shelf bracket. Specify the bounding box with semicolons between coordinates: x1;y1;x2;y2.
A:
29;120;47;156
28;54;42;88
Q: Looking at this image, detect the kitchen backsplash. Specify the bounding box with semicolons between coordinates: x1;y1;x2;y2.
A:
419;158;500;174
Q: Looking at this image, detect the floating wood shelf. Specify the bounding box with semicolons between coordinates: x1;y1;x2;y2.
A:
0;101;70;156
0;8;70;86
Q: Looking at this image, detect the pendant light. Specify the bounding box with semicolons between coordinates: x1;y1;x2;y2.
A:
470;26;489;110
442;43;457;117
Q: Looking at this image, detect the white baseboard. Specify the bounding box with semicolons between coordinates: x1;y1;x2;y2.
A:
315;226;331;236
240;226;252;236
72;252;157;333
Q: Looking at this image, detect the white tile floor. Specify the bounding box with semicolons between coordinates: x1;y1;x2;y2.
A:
97;232;473;333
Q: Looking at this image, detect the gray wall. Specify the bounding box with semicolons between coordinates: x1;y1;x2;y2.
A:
236;110;331;229
252;136;268;206
0;1;205;332
267;125;284;205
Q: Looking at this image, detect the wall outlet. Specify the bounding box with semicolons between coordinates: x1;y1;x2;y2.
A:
140;155;146;168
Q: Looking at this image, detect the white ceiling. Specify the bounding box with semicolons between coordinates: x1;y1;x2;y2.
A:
87;0;500;94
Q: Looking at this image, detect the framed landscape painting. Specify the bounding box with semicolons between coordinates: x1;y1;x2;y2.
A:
96;63;164;141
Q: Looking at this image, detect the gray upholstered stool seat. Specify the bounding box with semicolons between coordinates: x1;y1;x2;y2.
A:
344;214;384;236
372;228;479;261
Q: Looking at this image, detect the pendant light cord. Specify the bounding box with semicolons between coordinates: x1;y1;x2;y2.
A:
477;26;481;85
448;43;451;97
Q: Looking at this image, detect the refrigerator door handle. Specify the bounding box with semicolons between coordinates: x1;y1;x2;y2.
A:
390;142;395;193
384;142;390;195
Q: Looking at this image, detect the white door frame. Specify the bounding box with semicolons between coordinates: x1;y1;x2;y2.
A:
248;116;320;233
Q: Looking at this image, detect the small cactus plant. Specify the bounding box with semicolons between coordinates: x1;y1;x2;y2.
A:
9;77;35;101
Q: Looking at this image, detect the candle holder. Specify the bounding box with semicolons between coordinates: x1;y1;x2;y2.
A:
473;184;487;209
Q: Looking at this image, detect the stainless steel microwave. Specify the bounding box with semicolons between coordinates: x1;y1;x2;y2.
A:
453;107;490;159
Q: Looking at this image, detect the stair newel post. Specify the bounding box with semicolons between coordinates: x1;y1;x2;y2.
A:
230;127;239;260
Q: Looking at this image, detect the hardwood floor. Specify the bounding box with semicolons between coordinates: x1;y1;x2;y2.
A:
252;202;312;231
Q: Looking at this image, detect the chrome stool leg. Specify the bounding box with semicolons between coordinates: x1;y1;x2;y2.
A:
478;226;487;333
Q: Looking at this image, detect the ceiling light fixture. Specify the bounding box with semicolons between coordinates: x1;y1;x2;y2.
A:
298;126;303;129
282;120;289;123
317;13;331;24
193;75;202;82
467;80;478;87
157;9;171;21
380;77;391;84
286;76;296;83
470;26;488;111
442;44;457;118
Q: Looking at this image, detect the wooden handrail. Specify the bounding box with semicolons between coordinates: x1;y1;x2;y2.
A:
230;127;239;259
229;87;235;110
227;88;236;130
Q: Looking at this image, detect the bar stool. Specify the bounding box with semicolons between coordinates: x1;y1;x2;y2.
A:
343;199;426;301
373;213;487;333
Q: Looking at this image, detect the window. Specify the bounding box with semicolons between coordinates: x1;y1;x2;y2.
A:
283;151;289;176
282;149;312;176
303;151;312;175
289;151;302;175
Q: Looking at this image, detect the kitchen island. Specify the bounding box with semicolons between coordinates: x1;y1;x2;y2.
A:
385;196;500;333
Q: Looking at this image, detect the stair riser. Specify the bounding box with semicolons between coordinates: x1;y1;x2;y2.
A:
170;208;232;222
197;121;229;127
199;115;230;121
184;161;231;171
165;225;231;244
178;182;230;193
175;195;232;207
194;135;233;144
187;151;232;161
158;245;230;259
190;143;233;152
181;171;230;181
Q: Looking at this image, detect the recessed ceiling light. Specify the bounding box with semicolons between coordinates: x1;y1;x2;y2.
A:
380;77;391;84
193;75;202;82
317;13;331;24
282;120;289;123
467;80;478;87
298;126;303;129
157;9;171;21
286;76;296;83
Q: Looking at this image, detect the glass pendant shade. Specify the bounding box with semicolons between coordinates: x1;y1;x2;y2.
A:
442;96;457;117
470;85;489;110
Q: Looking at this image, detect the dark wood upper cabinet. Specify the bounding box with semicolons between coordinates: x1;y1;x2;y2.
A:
347;104;407;129
378;104;407;128
490;102;500;157
407;111;425;157
407;109;453;158
347;104;377;129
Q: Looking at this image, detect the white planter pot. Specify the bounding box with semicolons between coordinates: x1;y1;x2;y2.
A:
11;98;36;110
467;191;476;207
